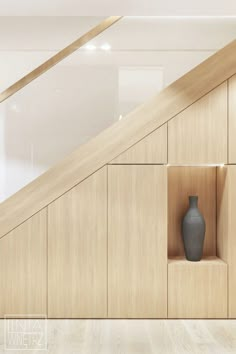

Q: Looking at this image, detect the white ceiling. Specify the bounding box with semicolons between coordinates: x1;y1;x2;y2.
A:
0;17;235;51
0;0;236;16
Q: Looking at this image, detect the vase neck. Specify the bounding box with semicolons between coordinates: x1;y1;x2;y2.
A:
189;196;198;208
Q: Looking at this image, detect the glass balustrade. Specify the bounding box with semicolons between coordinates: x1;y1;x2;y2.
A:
0;16;235;202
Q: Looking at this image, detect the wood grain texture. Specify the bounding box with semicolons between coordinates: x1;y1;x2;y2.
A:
168;167;216;258
108;165;167;318
1;319;236;353
217;167;229;263
168;257;227;319
229;75;236;163
217;166;236;318
168;82;227;164
111;124;167;164
48;167;107;318
0;17;122;103
1;41;236;239
0;209;47;318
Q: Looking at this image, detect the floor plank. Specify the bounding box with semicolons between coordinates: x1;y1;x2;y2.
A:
0;320;235;353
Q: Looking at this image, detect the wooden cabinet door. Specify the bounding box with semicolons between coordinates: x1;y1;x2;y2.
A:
168;258;227;319
217;166;236;318
229;75;236;163
168;82;227;164
48;167;107;318
0;210;47;318
111;124;167;164
108;165;167;318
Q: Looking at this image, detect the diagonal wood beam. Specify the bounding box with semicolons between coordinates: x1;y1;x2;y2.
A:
0;16;122;103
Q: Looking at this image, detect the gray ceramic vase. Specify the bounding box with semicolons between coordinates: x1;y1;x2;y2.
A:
182;196;205;262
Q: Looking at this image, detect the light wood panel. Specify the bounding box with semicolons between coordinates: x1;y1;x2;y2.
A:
217;167;229;263
217;166;236;318
229;75;236;163
108;165;167;318
0;209;47;317
168;82;227;164
168;167;216;257
1;41;236;239
168;257;227;319
48;167;107;318
0;17;122;103
111;124;167;164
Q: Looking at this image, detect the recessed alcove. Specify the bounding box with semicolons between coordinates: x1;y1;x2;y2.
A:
168;166;217;258
167;165;228;318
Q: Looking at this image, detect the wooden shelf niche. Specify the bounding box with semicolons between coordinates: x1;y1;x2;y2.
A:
167;166;227;318
168;166;217;258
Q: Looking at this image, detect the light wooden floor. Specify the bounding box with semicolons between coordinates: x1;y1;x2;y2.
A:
0;320;236;353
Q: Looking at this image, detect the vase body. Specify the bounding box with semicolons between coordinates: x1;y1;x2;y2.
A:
182;196;205;262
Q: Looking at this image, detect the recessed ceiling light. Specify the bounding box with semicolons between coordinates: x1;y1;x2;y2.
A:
101;43;111;51
85;44;96;50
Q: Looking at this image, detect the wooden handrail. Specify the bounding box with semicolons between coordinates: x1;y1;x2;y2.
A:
0;16;122;103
